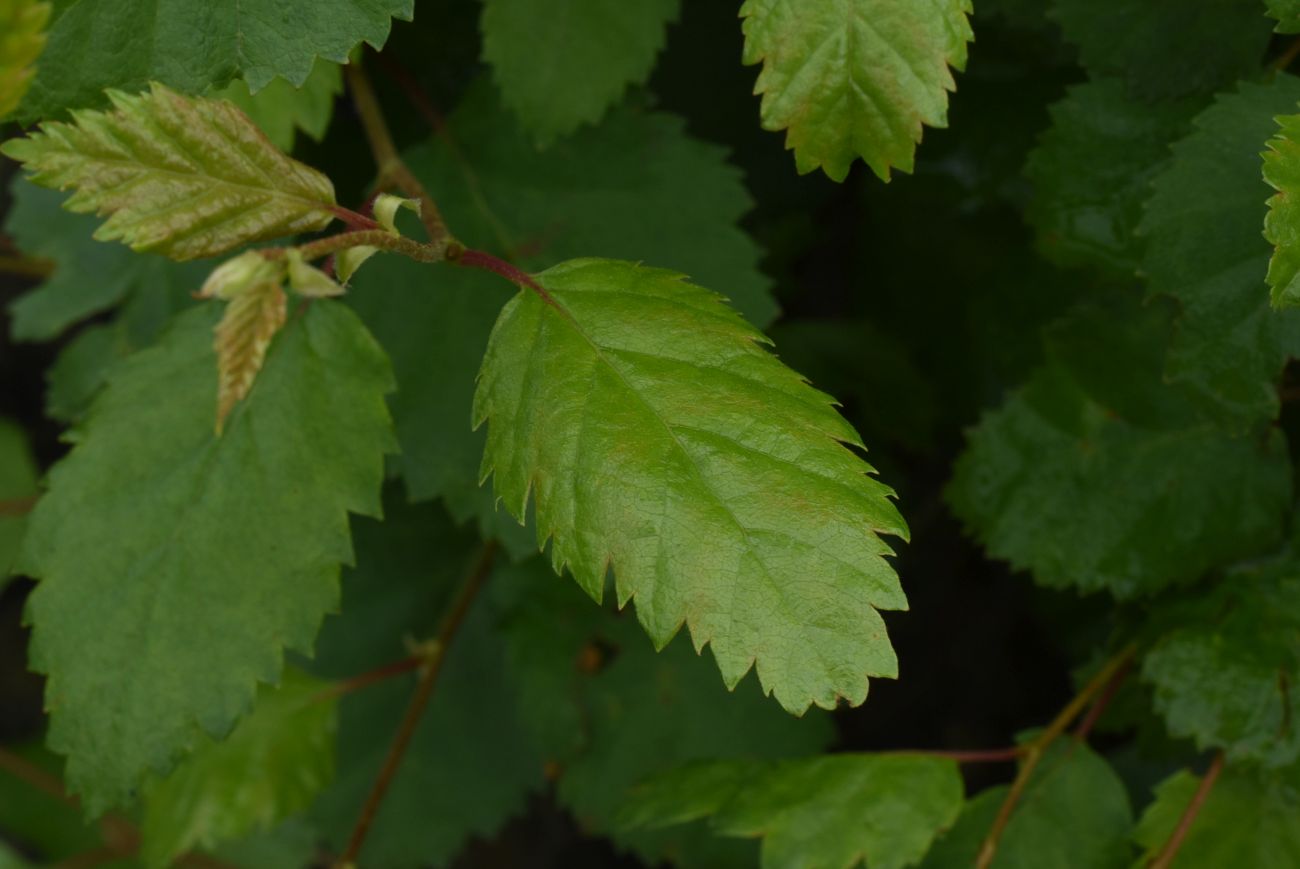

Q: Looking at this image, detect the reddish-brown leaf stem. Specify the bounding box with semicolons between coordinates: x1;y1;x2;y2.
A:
975;643;1138;869
310;652;427;705
1147;752;1226;869
0;496;37;517
334;542;499;868
0;253;55;278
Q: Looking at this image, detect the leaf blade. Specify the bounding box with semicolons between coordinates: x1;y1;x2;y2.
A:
474;258;907;714
2;83;338;261
20;300;394;813
740;0;973;181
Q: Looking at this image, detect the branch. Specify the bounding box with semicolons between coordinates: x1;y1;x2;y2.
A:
310;652;426;705
1073;654;1134;740
287;229;445;266
344;61;456;254
0;496;37;517
334;542;499;867
906;747;1026;764
1147;752;1226;869
0;253;54;278
1274;36;1300;72
975;643;1138;869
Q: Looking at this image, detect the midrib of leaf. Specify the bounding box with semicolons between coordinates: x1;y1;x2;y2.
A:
525;286;857;654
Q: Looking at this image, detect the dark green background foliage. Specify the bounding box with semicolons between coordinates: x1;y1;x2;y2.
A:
1;0;1299;867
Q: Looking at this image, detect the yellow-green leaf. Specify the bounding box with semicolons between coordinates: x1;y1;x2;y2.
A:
740;0;973;182
1;83;338;260
0;0;49;119
474;258;907;714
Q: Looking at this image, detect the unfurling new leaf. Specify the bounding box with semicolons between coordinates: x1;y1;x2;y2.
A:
740;0;973;182
0;83;338;260
0;0;49;119
474;258;908;714
210;277;288;434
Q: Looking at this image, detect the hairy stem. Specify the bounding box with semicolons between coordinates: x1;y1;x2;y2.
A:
975;644;1138;869
1147;752;1226;869
289;229;444;266
345;61;456;254
334;542;499;867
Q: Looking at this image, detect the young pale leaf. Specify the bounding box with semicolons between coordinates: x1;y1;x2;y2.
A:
481;0;679;143
1141;77;1300;427
1132;767;1300;867
0;419;38;589
948;364;1291;598
19;301;394;813
209;275;288;433
740;0;973;181
1270;0;1300;32
1049;0;1272;101
0;0;49;119
620;754;963;869
1142;558;1300;767
213;60;343;153
15;0;410;121
3;179;208;342
1264;114;1300;309
1;83;338;261
920;741;1133;868
140;668;337;869
474;258;907;714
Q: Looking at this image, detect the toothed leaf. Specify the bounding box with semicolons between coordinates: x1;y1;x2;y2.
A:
2;83;338;261
474;258;907;714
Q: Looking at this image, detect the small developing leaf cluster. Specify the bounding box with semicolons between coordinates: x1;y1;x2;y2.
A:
0;1;1298;868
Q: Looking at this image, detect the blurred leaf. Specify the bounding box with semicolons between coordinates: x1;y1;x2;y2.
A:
213;60;342;152
1140;77;1300;427
0;0;49;119
920;741;1133;868
1132;766;1300;866
620;754;963;869
140;669;336;868
0;419;37;589
481;0;679;143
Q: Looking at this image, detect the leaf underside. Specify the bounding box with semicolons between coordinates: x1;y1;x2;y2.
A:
2;82;337;260
20;301;394;813
740;0;973;182
474;258;908;714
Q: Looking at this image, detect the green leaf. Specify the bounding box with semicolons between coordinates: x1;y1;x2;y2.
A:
1141;555;1300;767
1269;0;1300;32
620;754;963;869
1132;767;1300;867
1048;0;1271;101
1264;112;1300;309
4;179;207;342
345;84;777;551
739;0;973;181
475;258;907;713
212;60;342;153
0;419;38;588
920;741;1133;868
2;83;338;261
481;0;679;143
140;668;337;868
15;0;410;121
1024;79;1198;274
1141;76;1300;427
0;0;49;119
20;301;395;813
948;363;1291;598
